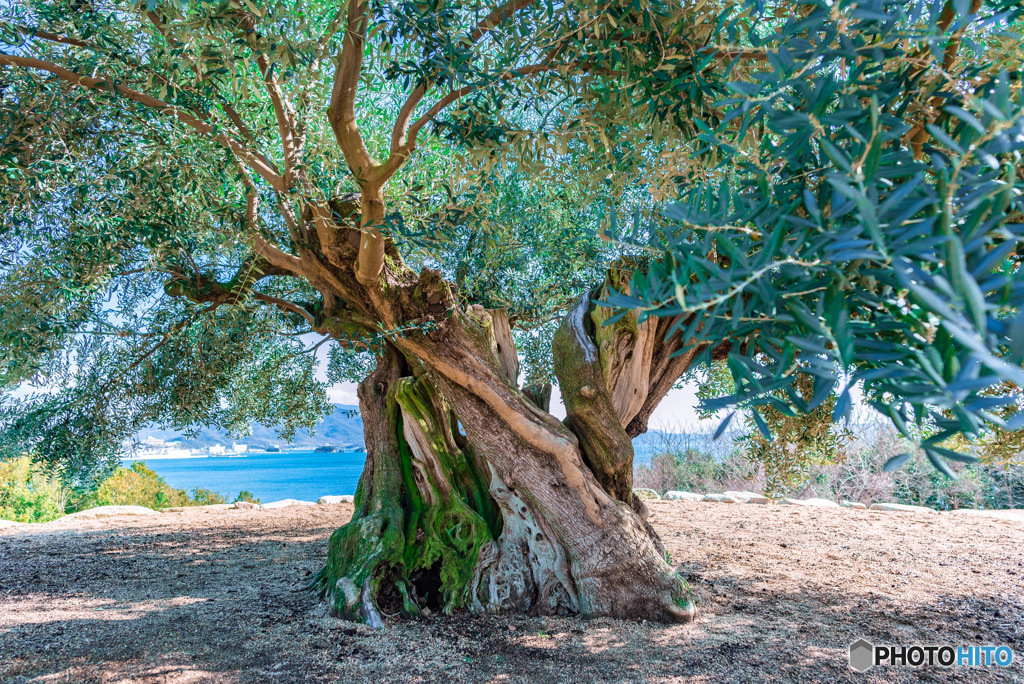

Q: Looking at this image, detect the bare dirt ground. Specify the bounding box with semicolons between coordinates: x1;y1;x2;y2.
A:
1;501;1022;684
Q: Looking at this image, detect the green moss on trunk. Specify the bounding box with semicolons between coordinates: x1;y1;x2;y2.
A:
312;373;498;622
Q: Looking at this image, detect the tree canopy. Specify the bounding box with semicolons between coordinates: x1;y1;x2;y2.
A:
1;0;1022;485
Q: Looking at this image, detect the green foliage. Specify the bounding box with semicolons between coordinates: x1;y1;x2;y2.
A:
233;490;261;505
618;0;1024;475
634;449;758;496
686;361;852;496
93;461;225;509
0;455;69;523
2;0;1022;486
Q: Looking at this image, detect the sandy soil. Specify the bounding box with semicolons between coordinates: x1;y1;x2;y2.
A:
1;501;1022;683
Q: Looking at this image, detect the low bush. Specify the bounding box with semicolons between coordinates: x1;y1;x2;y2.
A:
233;490;260;504
634;419;1024;510
0;455;69;523
93;462;226;509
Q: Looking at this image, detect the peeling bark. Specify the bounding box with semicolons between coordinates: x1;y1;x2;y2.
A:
315;305;696;624
553;293;635;502
304;200;706;625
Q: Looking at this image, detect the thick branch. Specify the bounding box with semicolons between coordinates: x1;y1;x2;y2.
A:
328;0;375;176
0;54;285;191
553;293;635;501
251;292;318;327
237;176;307;276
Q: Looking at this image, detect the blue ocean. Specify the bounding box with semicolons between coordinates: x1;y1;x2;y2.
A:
128;450;367;503
129;431;670;503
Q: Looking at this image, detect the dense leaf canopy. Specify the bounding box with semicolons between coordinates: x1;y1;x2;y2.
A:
607;0;1024;472
0;0;1022;479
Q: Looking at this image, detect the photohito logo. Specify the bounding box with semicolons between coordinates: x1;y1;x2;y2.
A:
849;639;1014;672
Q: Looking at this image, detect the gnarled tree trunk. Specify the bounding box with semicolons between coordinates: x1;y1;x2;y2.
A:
312;267;705;624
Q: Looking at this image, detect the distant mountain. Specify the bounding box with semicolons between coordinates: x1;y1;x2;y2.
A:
134;404;364;451
134;405;713;459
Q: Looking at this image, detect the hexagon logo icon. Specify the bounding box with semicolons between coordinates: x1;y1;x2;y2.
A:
849;638;875;672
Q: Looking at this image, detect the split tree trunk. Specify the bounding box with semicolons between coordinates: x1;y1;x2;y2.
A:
312;280;702;623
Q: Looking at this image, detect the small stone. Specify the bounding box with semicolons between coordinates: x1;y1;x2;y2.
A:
841;500;867;510
703;494;741;503
632;488;661;500
580;386;597;399
232;501;260;510
746;496;773;505
318;495;355;505
869;503;935;513
663;491;704;501
261;499;317;509
782;498;840;508
508;624;517;632
724;490;762;502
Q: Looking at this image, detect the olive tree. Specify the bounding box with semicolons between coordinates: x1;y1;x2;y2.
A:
1;0;1022;624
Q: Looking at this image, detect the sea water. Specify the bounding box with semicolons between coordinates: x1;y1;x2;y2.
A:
127;450;367;503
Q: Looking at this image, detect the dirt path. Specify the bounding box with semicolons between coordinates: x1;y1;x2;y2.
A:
1;501;1021;683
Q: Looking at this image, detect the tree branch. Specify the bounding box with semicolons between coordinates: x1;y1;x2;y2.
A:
146;10;258;143
10;25;94;49
387;0;539;164
0;53;286;191
378;59;569;183
251;292;318;327
239;184;308;276
905;0;982;158
328;0;375;176
256;55;302;183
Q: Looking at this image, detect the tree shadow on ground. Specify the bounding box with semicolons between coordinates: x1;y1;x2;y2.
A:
1;515;1022;683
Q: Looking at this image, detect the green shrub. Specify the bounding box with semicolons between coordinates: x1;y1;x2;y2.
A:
233;490;260;504
0;455;69;523
190;487;227;505
93;462;225;509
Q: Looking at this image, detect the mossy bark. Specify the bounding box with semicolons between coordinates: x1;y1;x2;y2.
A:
312;345;499;619
314;303;697;624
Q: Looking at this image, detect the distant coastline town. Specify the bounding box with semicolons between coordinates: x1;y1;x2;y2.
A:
122;436;365;459
119;404;368;460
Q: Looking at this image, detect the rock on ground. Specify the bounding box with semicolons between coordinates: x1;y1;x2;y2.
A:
724;490;762;502
703;494;741;503
783;498;840;508
662;491;704;501
318;495;355;505
60;505;160;519
869;502;936;513
841;501;868;509
261;499;318;509
631;488;661;500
